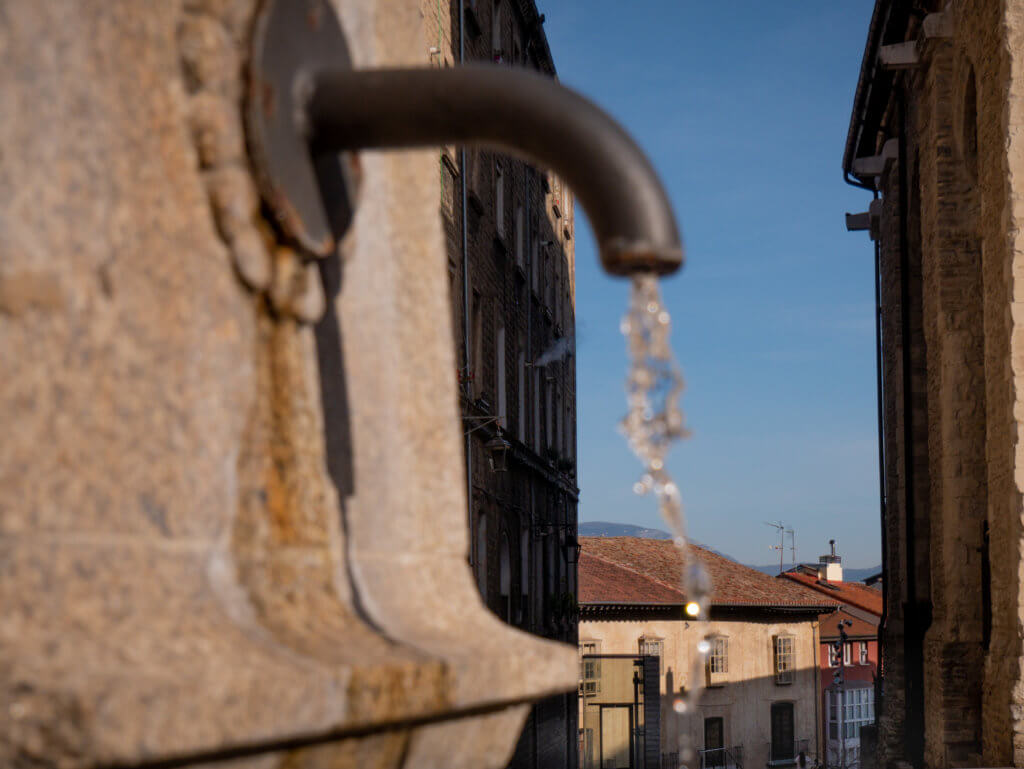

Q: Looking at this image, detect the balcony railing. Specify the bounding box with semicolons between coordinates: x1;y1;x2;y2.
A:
767;738;811;766
697;745;744;769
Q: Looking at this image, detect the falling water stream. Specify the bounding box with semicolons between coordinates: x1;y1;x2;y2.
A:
620;274;710;769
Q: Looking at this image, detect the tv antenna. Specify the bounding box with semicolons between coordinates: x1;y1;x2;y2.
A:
764;520;785;574
786;527;796;568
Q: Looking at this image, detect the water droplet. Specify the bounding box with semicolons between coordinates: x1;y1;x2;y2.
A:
633;482;647;495
647;301;658;313
673;696;687;714
697;640;711;654
620;319;632;335
685;601;700;617
658;311;670;325
651;458;663;470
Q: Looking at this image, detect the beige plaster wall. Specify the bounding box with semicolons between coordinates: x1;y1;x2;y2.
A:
580;616;820;767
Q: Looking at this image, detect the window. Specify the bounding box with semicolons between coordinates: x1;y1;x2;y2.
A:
494;161;505;237
774;635;794;685
704;717;724;768
843;642;852;666
639;636;664;674
530;226;539;293
554;387;562;455
580;640;601;695
516;343;526;441
582;727;595;765
708;636;728;678
520;527;530;613
515;206;524;267
840;688;875;739
440;155;456;215
828;691;839;740
545;377;553;450
476;511;487;597
770;702;795;763
828;643;840;667
859;641;869;665
532;368;541;451
490;1;503;62
495;323;506;427
499;533;511;622
470;290;483;399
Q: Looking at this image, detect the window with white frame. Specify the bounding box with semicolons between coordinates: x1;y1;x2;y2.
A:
828;643;840;667
843;641;852;666
838;688;875;740
859;641;869;665
828;691;839;740
639;636;664;674
709;637;728;674
580;640;601;695
774;635;794;685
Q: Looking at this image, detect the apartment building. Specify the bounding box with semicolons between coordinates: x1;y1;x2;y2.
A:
578;537;836;769
422;1;580;766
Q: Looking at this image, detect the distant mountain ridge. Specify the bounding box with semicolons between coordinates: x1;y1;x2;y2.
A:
578;521;673;539
578;522;881;582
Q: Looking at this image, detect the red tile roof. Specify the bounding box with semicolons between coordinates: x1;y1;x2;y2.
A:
579;537;839;609
818;608;878;640
779;571;884;617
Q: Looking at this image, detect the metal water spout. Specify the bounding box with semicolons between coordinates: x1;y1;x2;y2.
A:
247;0;683;277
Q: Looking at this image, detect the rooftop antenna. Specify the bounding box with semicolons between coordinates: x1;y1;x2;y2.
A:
787;528;796;568
764;520;785;574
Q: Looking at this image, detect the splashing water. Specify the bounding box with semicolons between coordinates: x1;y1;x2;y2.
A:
620;274;711;769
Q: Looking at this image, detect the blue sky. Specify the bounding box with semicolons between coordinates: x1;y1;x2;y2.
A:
542;1;882;567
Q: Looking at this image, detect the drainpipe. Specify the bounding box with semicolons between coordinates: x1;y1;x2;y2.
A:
458;0;474;570
872;189;887;643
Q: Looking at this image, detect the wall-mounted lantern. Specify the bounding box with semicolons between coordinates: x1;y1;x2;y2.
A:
484;434;511;472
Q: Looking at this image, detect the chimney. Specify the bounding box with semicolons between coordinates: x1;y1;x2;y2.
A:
817;539;843;582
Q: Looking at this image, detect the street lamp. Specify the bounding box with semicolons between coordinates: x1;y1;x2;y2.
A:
832;619;853;769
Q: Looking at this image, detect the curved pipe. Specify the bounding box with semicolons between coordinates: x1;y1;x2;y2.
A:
303;65;683;276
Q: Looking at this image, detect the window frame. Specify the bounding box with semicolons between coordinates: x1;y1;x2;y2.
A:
773;635;795;685
707;635;729;682
638;635;664;675
858;641;869;665
580;640;601;696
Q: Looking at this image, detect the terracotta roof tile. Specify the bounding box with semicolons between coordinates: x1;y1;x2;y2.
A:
579;537;838;608
779;571;883;616
818;608;878;640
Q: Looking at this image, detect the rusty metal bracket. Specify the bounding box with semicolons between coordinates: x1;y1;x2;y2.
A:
247;0;355;257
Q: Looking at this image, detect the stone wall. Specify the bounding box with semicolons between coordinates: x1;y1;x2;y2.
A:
849;1;1024;766
0;1;577;766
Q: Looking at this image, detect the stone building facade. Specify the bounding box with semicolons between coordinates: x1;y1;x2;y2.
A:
0;1;581;767
421;1;581;767
578;538;836;769
843;1;1024;766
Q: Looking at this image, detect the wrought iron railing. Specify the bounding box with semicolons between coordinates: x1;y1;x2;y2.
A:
767;738;810;765
697;745;744;769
